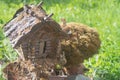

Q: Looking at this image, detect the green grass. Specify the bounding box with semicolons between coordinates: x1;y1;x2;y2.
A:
0;0;120;80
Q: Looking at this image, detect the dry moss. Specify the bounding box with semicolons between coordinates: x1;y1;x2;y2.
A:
3;60;37;80
61;22;101;67
3;59;67;80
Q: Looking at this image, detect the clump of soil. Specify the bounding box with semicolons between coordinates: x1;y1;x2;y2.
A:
60;21;101;67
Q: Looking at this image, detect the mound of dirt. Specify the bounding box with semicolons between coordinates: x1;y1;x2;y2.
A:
60;21;101;67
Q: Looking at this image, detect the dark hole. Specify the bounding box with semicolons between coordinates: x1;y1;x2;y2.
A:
43;41;46;53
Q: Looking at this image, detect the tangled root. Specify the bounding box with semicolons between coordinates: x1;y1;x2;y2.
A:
60;22;101;66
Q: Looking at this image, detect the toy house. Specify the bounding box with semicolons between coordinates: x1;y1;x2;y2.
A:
4;2;68;68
